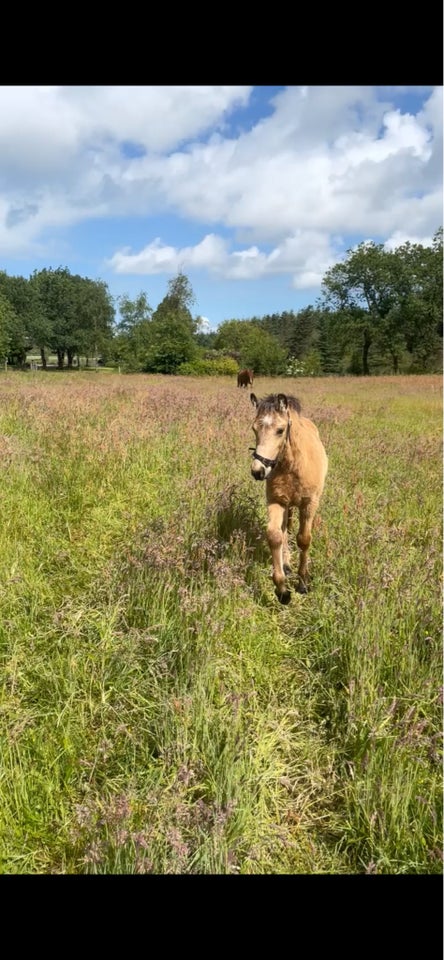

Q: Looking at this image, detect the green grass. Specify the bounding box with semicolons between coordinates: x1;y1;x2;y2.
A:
0;371;441;873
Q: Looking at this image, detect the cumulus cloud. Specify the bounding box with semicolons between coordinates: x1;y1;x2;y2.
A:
108;229;339;288
108;234;228;274
0;85;252;253
0;85;252;174
197;316;211;332
383;230;436;251
140;92;439;241
0;85;441;282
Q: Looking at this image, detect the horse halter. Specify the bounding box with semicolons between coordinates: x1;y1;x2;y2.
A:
250;413;292;470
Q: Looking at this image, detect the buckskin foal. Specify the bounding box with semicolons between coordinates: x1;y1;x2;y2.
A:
250;392;328;604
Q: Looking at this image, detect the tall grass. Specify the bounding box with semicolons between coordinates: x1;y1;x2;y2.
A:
0;372;441;873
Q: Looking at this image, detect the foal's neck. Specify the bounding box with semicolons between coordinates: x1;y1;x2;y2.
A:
282;421;302;463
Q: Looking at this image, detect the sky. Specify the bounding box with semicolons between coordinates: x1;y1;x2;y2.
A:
0;85;442;331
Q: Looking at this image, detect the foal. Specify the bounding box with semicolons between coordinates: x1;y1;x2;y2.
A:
250;392;328;604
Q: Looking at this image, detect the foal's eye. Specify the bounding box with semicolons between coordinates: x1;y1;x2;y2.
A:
276;428;285;435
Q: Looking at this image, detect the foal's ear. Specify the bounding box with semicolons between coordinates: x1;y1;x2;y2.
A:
250;393;258;407
277;393;288;411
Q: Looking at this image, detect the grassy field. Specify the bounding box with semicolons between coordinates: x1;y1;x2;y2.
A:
0;371;442;874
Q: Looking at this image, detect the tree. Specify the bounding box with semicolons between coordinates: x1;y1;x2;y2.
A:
144;313;199;373
31;267;115;368
392;230;443;370
144;272;199;374
258;311;296;350
214;319;250;355
214;319;287;374
430;227;443;338
27;276;53;368
245;307;323;364
0;291;18;364
156;271;196;318
31;267;77;368
113;292;153;370
0;272;32;364
116;291;152;333
321;242;396;374
195;330;218;350
321;232;443;374
64;276;115;367
285;306;320;359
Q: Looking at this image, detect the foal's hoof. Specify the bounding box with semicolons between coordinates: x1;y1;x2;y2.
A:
276;588;291;605
295;579;308;595
283;564;292;576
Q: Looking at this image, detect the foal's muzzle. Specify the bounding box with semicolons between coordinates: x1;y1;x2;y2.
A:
251;464;265;481
250;448;277;481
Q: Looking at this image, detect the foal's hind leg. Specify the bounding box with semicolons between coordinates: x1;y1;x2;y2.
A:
267;502;291;604
296;497;319;593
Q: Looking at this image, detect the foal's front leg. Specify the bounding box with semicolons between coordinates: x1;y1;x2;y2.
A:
267;503;291;604
283;506;293;576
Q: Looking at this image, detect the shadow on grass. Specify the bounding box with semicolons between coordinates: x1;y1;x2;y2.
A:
118;485;274;608
211;483;269;565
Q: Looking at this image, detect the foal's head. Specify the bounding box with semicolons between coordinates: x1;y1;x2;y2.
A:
250;393;301;480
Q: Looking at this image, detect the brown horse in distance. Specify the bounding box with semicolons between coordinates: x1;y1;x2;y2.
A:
250;392;328;604
237;369;254;388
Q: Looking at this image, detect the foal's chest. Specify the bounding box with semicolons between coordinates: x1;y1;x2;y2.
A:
266;469;305;506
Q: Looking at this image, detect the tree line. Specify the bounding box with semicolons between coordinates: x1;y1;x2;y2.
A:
0;229;442;376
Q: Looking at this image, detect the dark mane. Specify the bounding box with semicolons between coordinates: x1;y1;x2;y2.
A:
258;394;302;415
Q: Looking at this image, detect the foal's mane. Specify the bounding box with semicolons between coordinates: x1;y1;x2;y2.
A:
257;394;302;415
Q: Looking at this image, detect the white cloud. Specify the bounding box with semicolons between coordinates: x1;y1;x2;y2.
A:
103;86;440;254
383;230;435;251
108;233;228;274
0;85;252;253
108;229;339;288
0;85;441;283
197;316;210;332
0;85;252;171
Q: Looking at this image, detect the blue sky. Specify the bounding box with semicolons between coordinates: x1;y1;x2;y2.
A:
0;85;441;330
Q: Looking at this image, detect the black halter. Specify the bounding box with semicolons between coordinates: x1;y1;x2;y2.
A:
249;449;279;468
250;415;292;471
